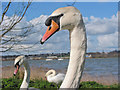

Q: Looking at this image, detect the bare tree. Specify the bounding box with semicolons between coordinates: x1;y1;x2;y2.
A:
0;0;33;52
0;1;32;38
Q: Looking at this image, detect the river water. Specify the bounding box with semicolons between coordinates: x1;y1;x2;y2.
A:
1;58;118;76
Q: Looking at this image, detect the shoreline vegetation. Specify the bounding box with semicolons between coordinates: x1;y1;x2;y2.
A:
1;66;119;89
1;78;118;89
1;50;119;61
1;66;118;86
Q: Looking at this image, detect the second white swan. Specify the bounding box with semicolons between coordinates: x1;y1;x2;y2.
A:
45;69;65;85
14;56;39;90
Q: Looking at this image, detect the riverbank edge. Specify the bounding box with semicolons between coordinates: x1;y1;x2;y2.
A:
1;56;118;61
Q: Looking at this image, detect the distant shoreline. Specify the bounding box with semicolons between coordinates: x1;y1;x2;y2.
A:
1;56;118;61
1;50;119;61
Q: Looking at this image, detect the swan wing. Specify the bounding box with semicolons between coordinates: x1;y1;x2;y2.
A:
47;73;65;84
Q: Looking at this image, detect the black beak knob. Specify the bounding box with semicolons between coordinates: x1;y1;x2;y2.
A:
40;39;44;45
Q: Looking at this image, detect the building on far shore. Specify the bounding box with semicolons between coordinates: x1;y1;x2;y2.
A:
86;54;92;58
1;50;119;61
46;56;57;59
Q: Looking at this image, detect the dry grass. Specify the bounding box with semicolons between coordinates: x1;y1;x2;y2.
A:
81;73;118;85
1;66;48;80
2;66;14;78
1;66;118;85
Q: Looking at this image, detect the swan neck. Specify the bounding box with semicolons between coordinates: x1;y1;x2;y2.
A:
20;61;30;89
50;70;56;76
60;22;87;88
52;70;56;76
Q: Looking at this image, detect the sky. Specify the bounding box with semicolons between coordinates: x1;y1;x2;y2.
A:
1;1;119;55
1;0;120;2
3;2;118;20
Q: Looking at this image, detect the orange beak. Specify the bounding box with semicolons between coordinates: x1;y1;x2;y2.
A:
40;20;59;44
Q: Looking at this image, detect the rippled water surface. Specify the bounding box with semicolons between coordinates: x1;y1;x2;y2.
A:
1;58;118;76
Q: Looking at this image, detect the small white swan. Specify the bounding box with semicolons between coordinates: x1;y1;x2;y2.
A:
45;69;65;85
14;56;39;90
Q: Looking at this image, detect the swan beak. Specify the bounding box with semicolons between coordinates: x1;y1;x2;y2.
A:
40;20;59;44
13;65;19;76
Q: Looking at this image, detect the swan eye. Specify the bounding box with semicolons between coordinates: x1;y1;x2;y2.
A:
48;26;52;31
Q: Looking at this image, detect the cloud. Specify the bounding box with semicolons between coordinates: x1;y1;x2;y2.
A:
84;14;118;35
87;35;99;51
2;12;118;55
97;31;118;48
84;13;118;52
2;14;70;55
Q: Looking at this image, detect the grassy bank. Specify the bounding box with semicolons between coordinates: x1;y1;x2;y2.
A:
1;78;118;89
2;66;118;86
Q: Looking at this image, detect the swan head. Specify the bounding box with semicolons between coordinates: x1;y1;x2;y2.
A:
40;6;82;44
45;69;56;79
14;56;26;76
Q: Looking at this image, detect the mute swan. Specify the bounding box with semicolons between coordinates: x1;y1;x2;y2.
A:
40;6;87;88
14;56;39;90
45;69;65;85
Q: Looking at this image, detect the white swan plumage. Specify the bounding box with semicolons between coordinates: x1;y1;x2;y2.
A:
14;56;39;90
40;6;87;89
45;69;65;85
